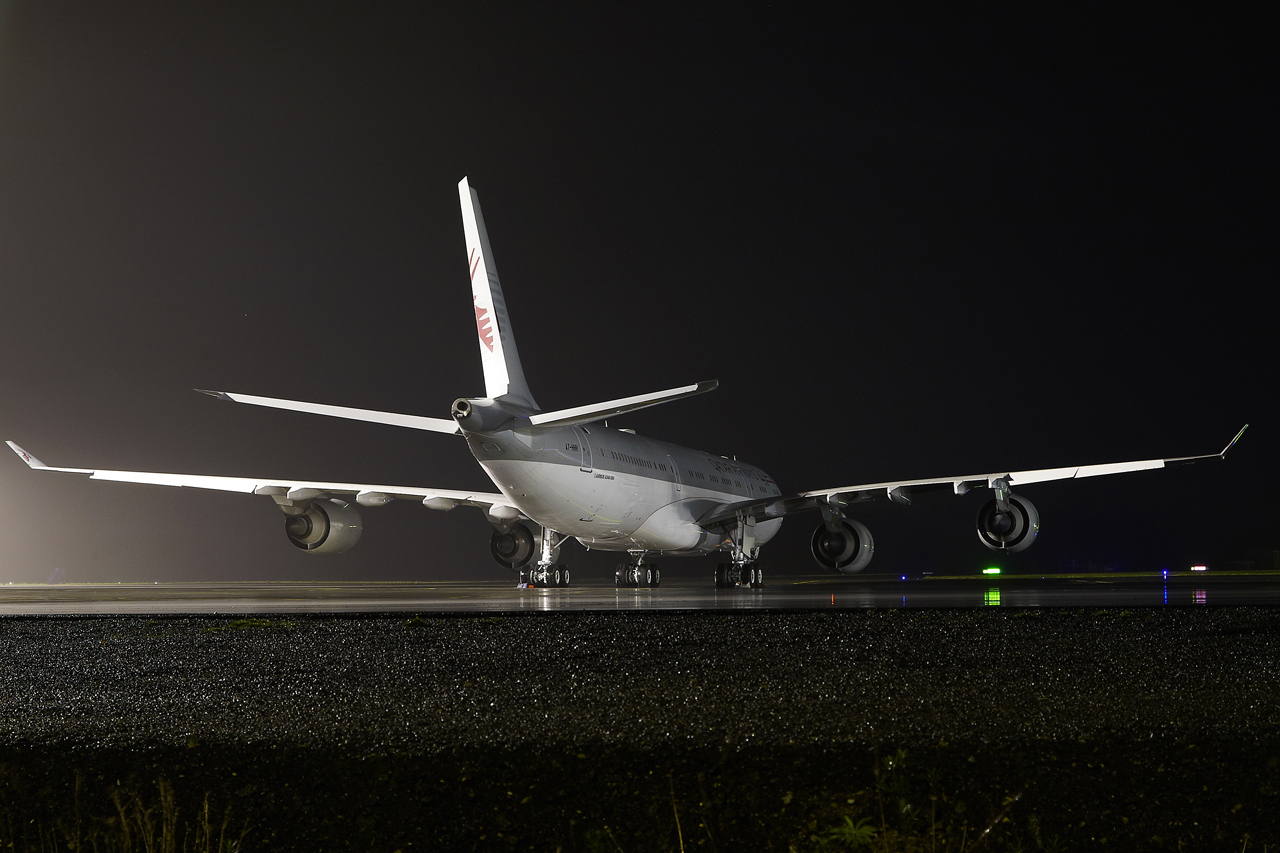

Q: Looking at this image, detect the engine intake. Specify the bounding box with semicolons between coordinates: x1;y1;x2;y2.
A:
284;499;363;554
976;494;1039;552
810;519;875;574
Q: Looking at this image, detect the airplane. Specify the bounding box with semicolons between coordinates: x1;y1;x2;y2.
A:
6;178;1248;588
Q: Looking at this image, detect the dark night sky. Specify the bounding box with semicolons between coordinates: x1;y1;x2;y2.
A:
0;4;1273;582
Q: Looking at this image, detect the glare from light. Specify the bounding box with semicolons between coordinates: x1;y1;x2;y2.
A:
1191;565;1207;572
982;567;1001;575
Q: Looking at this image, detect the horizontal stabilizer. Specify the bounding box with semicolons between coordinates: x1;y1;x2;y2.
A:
527;381;718;428
196;390;461;434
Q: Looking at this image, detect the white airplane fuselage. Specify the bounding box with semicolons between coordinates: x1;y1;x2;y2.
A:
461;419;782;554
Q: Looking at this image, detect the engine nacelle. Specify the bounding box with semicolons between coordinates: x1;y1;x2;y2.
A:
976;493;1039;552
284;499;363;554
490;522;539;570
810;519;875;574
451;397;516;433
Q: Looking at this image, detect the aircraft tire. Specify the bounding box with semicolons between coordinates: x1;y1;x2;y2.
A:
653;567;660;587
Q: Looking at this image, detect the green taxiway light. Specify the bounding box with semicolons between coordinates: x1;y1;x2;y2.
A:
982;568;1001;575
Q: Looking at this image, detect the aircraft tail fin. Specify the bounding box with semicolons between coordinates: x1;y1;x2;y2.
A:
459;177;538;411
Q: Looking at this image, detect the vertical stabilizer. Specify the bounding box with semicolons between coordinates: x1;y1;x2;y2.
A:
458;177;538;410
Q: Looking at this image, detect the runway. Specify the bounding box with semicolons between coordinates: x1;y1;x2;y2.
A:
1;571;1276;614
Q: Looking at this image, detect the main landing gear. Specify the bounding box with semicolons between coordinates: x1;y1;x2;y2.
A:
520;527;571;588
615;552;661;587
520;563;571;588
713;561;763;589
714;515;764;589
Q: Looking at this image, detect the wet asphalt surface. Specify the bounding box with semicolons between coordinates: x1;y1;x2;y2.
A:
2;608;1279;850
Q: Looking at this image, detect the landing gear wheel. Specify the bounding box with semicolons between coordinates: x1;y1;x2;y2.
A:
615;565;626;587
652;567;661;587
643;565;654;586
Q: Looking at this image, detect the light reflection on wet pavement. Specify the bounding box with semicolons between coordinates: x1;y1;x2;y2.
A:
1;573;1276;614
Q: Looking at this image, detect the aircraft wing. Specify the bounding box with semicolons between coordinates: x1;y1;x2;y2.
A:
5;441;510;513
697;425;1249;528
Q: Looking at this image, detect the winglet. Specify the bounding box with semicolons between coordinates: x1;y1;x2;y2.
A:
194;388;234;401
1165;423;1250;466
1221;424;1249;458
6;441;47;469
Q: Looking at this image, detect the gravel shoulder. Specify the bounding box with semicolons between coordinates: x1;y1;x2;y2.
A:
2;608;1279;850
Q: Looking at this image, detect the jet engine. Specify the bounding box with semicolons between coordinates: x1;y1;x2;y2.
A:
284;498;363;554
810;519;875;574
490;521;539;570
976;494;1039;552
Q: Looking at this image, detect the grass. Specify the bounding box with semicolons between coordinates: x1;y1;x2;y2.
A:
2;740;1273;851
4;751;1034;853
0;772;248;853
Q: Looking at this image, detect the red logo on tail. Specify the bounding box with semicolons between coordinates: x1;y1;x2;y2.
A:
474;296;494;352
